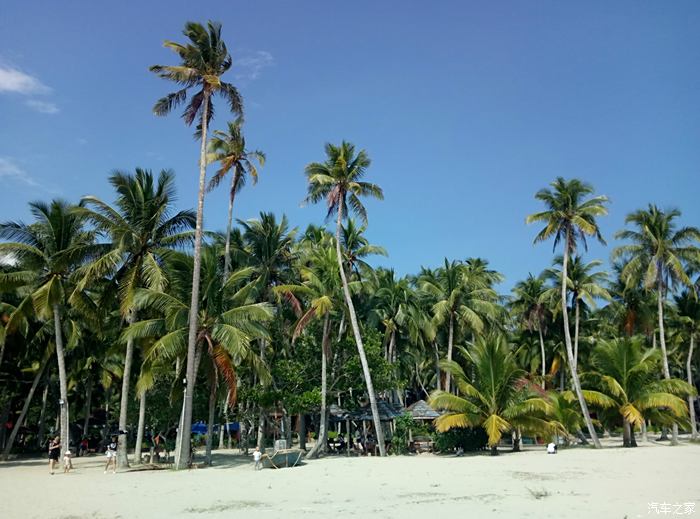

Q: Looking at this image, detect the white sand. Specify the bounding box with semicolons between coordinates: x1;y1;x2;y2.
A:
1;439;698;518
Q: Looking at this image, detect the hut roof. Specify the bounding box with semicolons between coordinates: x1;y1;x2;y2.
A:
349;401;403;421
406;399;440;420
329;404;350;420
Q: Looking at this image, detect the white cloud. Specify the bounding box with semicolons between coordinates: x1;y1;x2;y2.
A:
0;157;39;187
234;50;274;82
25;99;59;114
0;65;50;95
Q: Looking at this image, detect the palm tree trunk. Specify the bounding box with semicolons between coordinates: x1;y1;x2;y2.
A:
687;334;697;440
134;390;146;464
205;378;217;465
299;414;306;450
622;419;631;448
307;314;330;459
37;372;49;449
388;329;396;364
218;399;227;450
560;241;601;448
117;311;136;469
445;314;454;392
334;206;386;456
0;354;49;460
656;278;679;445
82;374;93;438
433;341;441;391
176;91;211;470
256;339;266;450
53;305;70;458
573;299;580;372
538;325;546;389
222;172;239;283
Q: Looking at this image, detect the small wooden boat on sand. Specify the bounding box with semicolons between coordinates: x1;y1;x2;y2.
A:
261;448;304;469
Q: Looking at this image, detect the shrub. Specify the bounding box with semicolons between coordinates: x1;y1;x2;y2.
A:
433;427;488;452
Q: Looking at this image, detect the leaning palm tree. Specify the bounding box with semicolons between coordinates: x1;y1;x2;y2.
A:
74;169;194;468
0;200;92;458
429;335;553;455
526;177;608;448
585;337;694;447
543;256;611;371
304;141;387;456
510;274;550;388
207;116;265;282
150;20;243;469
614;205;700;444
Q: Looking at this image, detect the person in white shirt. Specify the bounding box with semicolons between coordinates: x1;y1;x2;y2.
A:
547;442;557;454
253;446;262;470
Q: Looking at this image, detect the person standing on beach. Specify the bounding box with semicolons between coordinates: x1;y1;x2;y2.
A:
48;436;61;474
253;446;262;470
104;436;118;474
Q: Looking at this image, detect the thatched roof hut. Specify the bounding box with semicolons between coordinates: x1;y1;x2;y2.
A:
349;401;403;422
406;399;440;421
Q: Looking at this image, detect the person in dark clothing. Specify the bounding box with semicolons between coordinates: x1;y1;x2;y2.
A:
48;436;61;474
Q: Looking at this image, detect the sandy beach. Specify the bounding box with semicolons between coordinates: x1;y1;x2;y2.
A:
1;439;698;519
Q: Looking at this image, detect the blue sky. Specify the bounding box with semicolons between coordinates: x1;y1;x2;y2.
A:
1;1;699;291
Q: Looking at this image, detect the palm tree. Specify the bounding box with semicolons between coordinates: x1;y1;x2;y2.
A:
304;141;387;456
545;390;595;445
429;335;553;455
0;200;93;458
614;205;700;445
674;290;700;439
275;244;342;458
543;256;611;371
420;259;499;392
340;219;387;280
74;169;194;468
239;212;296;449
124;247;272;465
207;116;265;282
526;177;609;448
510;274;550;388
586;337;694;447
150;20;243;469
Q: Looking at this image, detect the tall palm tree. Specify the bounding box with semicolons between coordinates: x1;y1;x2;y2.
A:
124;247;272;465
586;337;694;447
614;205;700;445
510;273;549;388
239;213;296;448
526;177;609;448
543;256;611;371
150;21;243;468
74;169;194;467
275;244;342;458
420;259;499;392
429;335;553;455
674;290;700;439
207;116;265;282
0;200;92;457
304;141;387;456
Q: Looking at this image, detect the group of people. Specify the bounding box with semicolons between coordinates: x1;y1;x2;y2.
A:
47;435;118;475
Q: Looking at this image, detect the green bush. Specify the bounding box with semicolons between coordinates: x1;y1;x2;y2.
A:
433;427;488;452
